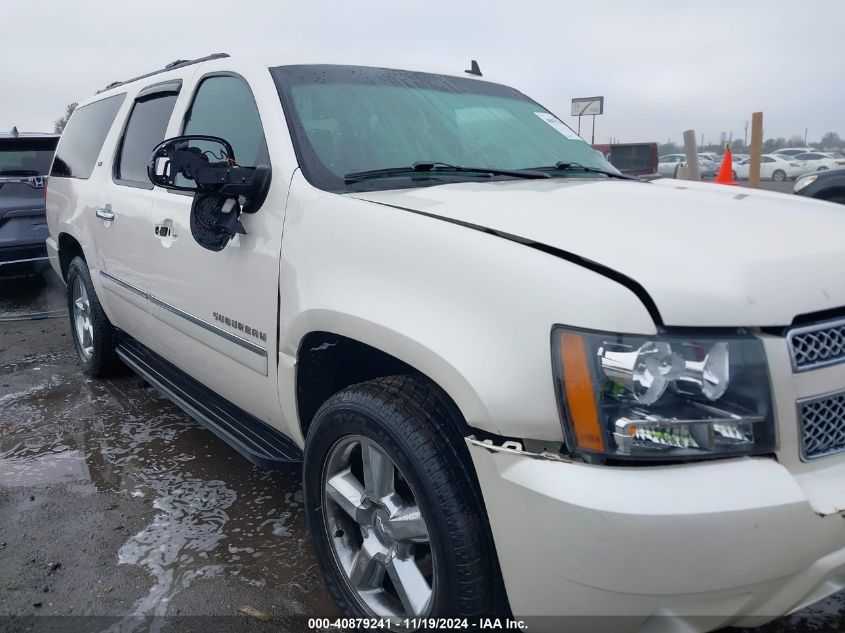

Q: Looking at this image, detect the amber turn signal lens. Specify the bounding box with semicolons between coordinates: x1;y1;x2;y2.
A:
559;332;604;452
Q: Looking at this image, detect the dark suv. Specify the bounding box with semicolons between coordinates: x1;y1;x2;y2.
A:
0;129;59;274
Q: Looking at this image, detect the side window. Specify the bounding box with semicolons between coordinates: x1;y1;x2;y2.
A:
762;156;774;163
183;75;268;167
115;92;178;187
51;94;125;179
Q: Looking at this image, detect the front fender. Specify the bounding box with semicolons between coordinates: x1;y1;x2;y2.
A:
279;173;656;441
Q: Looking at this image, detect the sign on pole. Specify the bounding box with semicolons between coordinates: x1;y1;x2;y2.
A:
571;97;604;117
571;96;604;144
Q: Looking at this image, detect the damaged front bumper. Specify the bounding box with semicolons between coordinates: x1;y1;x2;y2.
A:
466;437;845;633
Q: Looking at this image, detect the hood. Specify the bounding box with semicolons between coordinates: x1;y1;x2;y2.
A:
351;178;845;327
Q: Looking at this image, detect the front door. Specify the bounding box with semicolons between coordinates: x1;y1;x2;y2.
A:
144;73;286;427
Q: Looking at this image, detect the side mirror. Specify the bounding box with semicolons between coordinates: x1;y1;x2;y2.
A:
148;136;272;252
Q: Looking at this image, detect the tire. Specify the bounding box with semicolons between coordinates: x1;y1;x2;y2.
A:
772;169;786;182
303;375;500;622
66;257;121;377
732;170;738;181
818;166;829;172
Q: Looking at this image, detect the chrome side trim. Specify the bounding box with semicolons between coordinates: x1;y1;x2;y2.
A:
100;270;149;299
0;256;49;267
150;295;267;357
99;270;267;358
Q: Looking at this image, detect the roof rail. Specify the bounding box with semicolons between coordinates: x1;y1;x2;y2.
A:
97;53;230;94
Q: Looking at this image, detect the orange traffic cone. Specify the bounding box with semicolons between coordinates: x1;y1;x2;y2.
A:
715;144;737;185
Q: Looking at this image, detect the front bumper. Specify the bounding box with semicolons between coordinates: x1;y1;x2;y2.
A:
468;440;845;633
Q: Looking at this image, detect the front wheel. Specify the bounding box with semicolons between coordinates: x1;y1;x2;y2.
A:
303;376;500;623
772;169;787;182
66;257;121;377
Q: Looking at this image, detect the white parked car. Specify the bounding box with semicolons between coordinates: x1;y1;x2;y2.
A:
733;153;804;181
657;153;713;178
731;153;749;164
773;147;815;157
46;54;845;632
793;151;845;174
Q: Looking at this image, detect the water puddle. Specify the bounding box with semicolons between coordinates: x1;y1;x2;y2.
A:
0;347;332;627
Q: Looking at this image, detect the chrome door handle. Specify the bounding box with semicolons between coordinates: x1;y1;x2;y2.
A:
96;206;115;221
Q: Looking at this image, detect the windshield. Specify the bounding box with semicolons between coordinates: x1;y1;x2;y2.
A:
271;65;617;192
0;137;57;177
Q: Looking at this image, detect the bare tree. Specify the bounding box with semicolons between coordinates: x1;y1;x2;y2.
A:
54;102;78;134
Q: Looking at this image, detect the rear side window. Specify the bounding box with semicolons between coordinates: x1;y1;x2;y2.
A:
115;93;178;187
51;94;125;179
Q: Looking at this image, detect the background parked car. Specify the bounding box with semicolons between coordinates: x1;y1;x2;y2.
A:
773;147;815;157
732;153;750;164
657;153;713;178
0;130;59;275
733;154;804;181
793;169;845;204
793;151;845;174
699;155;718;177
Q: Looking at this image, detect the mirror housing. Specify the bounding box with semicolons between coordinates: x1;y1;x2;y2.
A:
147;135;271;213
147;136;272;251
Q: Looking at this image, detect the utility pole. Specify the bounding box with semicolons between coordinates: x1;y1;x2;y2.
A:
744;121;748;147
683;130;701;181
804;128;808;145
749;112;764;188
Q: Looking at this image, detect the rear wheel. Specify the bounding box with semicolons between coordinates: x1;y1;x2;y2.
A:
732;170;738;180
303;376;499;624
818;166;829;171
772;169;787;182
66;257;121;377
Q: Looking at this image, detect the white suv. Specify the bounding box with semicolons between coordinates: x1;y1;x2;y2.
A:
46;54;845;632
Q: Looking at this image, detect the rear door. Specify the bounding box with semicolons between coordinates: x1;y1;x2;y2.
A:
93;81;181;335
144;71;286;426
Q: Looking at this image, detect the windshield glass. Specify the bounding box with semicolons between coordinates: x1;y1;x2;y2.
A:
271;65;617;192
0;138;57;176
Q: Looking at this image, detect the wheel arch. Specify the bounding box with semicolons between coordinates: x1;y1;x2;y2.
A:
294;326;485;441
58;232;85;280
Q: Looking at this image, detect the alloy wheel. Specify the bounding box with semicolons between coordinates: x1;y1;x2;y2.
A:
322;434;436;619
72;275;94;361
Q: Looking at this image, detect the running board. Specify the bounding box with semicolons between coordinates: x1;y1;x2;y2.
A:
116;337;302;469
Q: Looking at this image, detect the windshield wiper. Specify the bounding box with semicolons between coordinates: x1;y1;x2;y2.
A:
529;161;637;180
344;161;551;183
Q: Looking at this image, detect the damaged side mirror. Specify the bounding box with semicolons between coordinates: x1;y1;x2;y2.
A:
147;135;271;252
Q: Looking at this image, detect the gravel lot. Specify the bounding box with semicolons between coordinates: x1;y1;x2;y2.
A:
1;181;843;632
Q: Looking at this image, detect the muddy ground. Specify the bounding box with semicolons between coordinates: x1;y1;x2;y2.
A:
1;269;844;633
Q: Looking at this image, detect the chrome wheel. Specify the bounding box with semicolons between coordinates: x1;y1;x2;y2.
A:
322;435;436;619
71;275;94;360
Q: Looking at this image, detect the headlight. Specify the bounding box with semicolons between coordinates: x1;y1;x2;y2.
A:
793;174;817;192
552;327;775;461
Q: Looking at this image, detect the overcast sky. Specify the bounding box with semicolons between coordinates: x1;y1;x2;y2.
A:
2;0;843;145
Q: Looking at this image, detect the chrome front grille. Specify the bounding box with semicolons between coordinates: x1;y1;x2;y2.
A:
800;391;845;460
787;318;845;371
